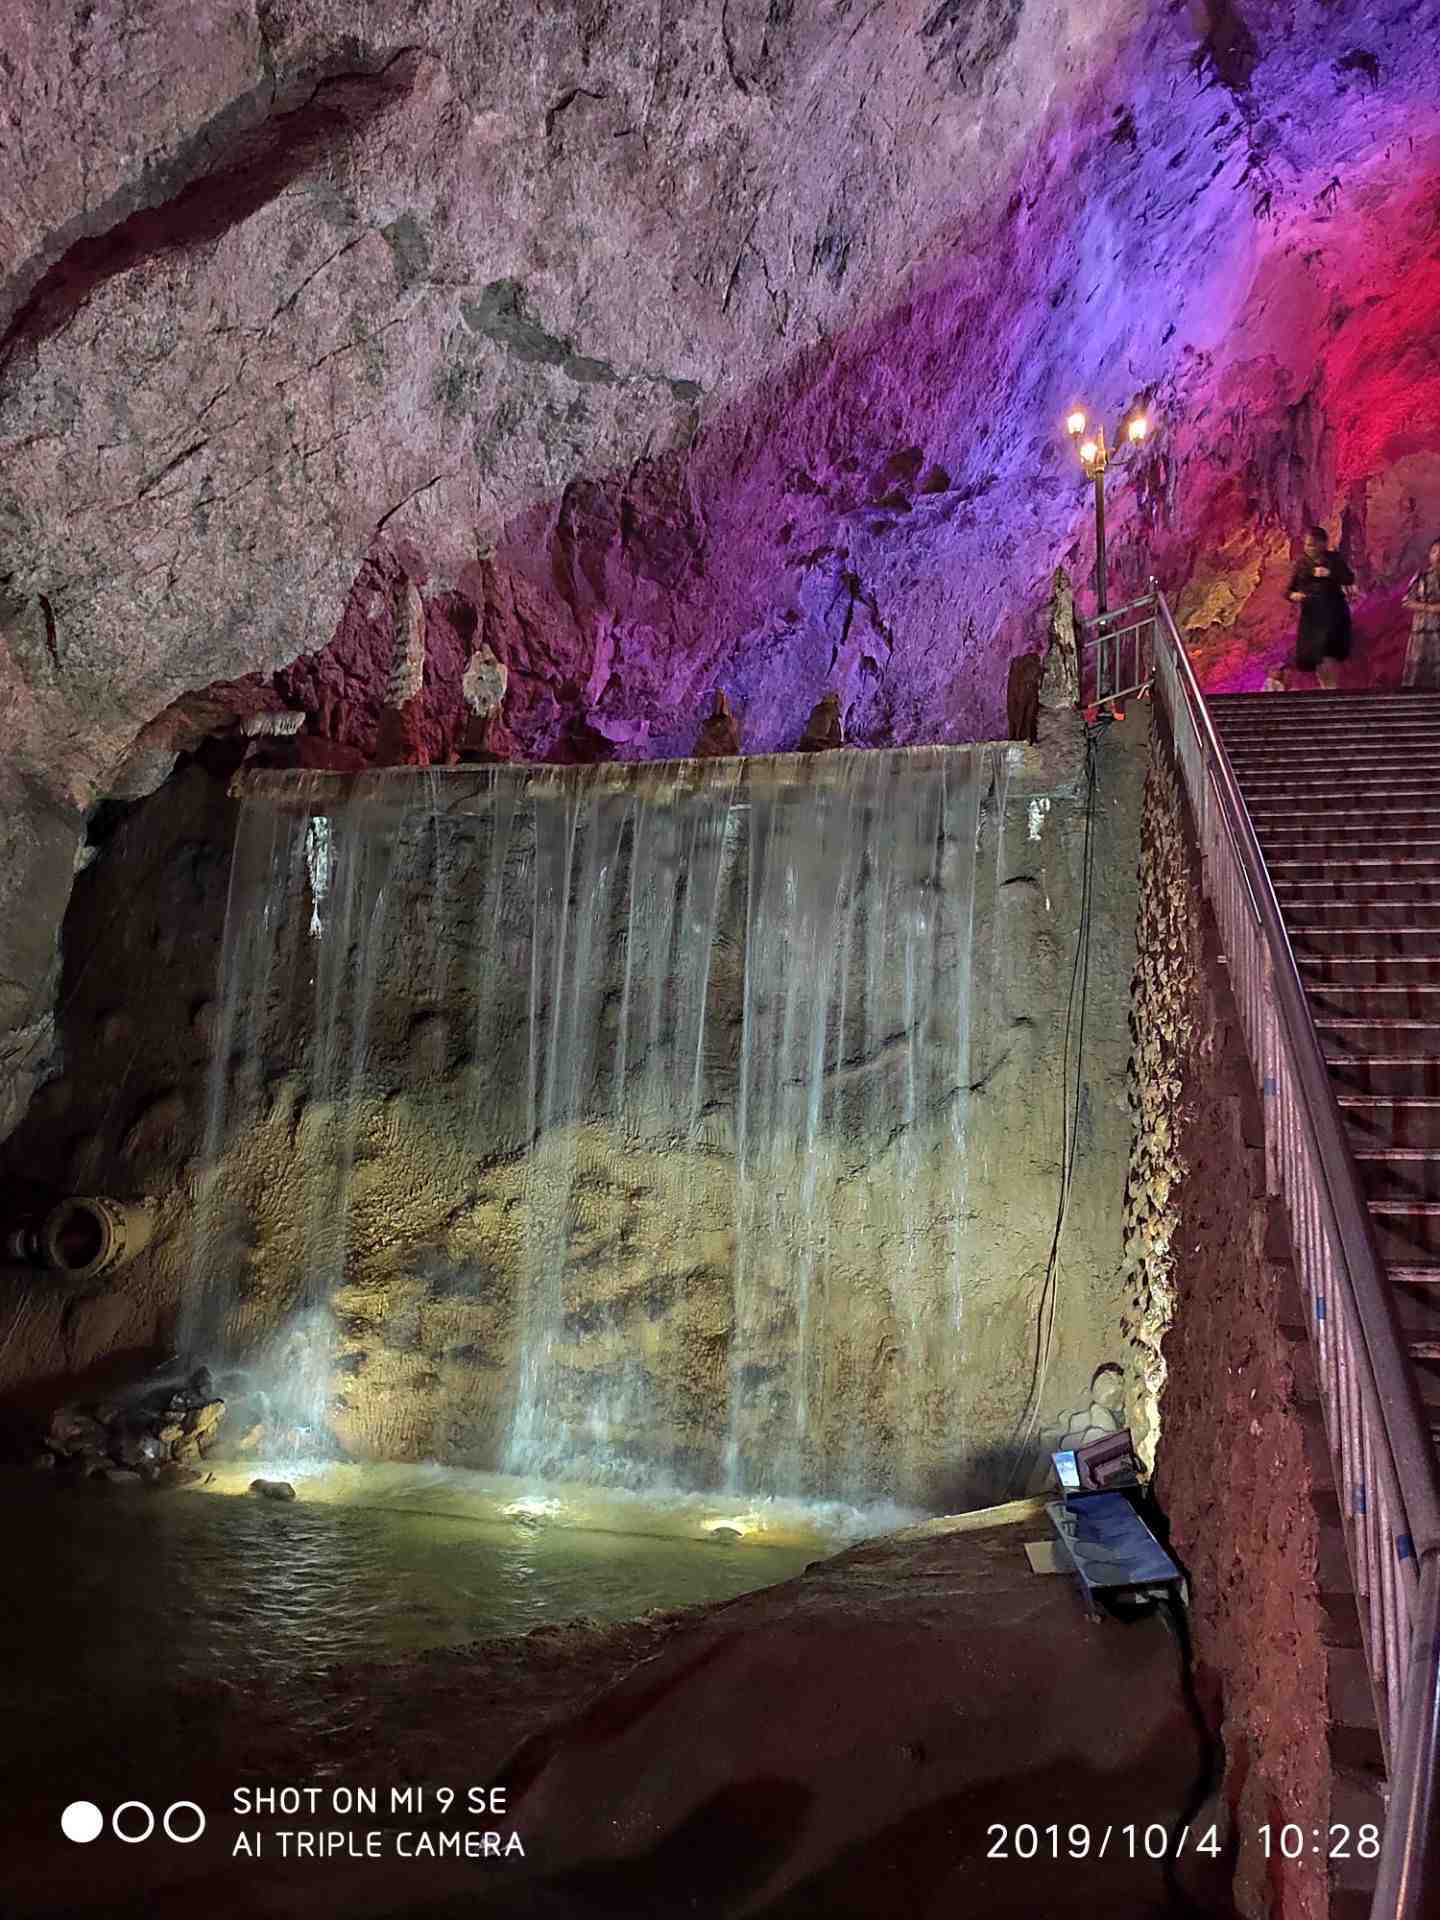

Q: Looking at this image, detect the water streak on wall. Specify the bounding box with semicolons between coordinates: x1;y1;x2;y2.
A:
184;749;993;1501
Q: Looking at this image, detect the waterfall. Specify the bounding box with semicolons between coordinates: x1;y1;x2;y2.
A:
189;748;997;1503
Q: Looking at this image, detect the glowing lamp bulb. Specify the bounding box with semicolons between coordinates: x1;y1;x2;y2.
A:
1079;439;1099;465
1128;415;1149;443
1066;410;1087;437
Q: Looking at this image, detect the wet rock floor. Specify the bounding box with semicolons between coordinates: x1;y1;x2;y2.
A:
2;1491;1235;1919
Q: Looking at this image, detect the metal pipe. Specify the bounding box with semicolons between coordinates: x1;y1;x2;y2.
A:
1094;468;1108;616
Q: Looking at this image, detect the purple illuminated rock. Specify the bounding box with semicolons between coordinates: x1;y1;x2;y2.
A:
693;691;741;759
797;691;844;754
0;0;1439;1137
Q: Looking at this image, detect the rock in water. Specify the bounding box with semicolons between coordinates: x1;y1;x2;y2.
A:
153;1463;203;1490
249;1478;297;1502
797;691;843;752
185;1399;227;1440
693;690;740;758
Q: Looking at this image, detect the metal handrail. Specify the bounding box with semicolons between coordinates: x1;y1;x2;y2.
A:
1092;590;1160;626
1147;584;1440;1919
1080;596;1158;708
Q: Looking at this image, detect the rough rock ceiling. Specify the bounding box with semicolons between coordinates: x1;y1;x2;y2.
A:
1;0;1439;1137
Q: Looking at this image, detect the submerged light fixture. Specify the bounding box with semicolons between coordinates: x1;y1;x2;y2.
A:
505;1495;563;1522
1065;405;1151;615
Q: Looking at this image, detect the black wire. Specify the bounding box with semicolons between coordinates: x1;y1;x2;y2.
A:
1005;719;1103;1489
1100;1583;1227;1916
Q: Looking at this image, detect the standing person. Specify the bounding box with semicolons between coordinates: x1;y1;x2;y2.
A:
1401;536;1440;689
1287;525;1355;688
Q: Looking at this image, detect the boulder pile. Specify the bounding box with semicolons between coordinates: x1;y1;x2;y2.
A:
37;1365;229;1488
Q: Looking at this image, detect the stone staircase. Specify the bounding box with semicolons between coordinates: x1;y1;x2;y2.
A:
1211;688;1440;1917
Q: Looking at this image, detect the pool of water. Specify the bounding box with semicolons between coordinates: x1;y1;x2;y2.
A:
0;1462;913;1809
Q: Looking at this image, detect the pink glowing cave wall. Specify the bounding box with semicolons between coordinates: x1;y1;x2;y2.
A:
8;0;1440;784
249;6;1440;766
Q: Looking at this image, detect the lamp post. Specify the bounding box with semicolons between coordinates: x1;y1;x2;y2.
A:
1065;408;1150;617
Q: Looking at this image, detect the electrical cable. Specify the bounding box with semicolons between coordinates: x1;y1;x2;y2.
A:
1004;716;1104;1493
1097;1581;1227;1917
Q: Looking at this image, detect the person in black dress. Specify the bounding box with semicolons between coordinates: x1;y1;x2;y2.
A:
1287;525;1355;684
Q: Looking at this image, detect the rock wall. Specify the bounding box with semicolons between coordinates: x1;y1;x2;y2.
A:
0;706;1149;1508
1130;716;1331;1920
3;0;1440;1147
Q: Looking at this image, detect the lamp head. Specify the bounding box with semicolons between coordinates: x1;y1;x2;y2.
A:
1066;409;1087;438
1079;439;1099;467
1127;414;1150;444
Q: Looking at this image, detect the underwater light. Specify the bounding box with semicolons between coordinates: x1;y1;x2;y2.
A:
504;1496;562;1521
703;1515;754;1539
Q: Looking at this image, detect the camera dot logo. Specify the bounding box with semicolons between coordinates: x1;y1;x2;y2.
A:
60;1800;206;1844
113;1802;156;1844
60;1802;104;1844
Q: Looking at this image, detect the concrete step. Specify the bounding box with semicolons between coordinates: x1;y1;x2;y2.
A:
1259;815;1440;834
1328;1645;1386;1773
1313;1491;1358;1591
1388;1281;1440;1360
1237;777;1440;795
1230;754;1440;773
1384;1263;1440;1287
1304;955;1440;980
1319;1020;1440;1060
1283;884;1440;907
1268;855;1440;875
1280;868;1440;885
1329;1061;1440;1101
1328;1766;1388;1896
1344;1101;1440;1150
1278;881;1440;905
1296;928;1440;960
1250;806;1440;828
1308;986;1440;1025
1351;1149;1440;1208
1369;1203;1440;1265
1224;728;1440;745
1291;907;1440;930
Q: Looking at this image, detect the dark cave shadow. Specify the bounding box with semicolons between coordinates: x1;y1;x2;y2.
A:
378;1733;1236;1920
0;1343;168;1442
373;1607;1236;1920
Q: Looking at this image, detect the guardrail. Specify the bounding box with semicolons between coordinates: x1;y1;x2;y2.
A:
1143;583;1440;1918
1080;592;1159;707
